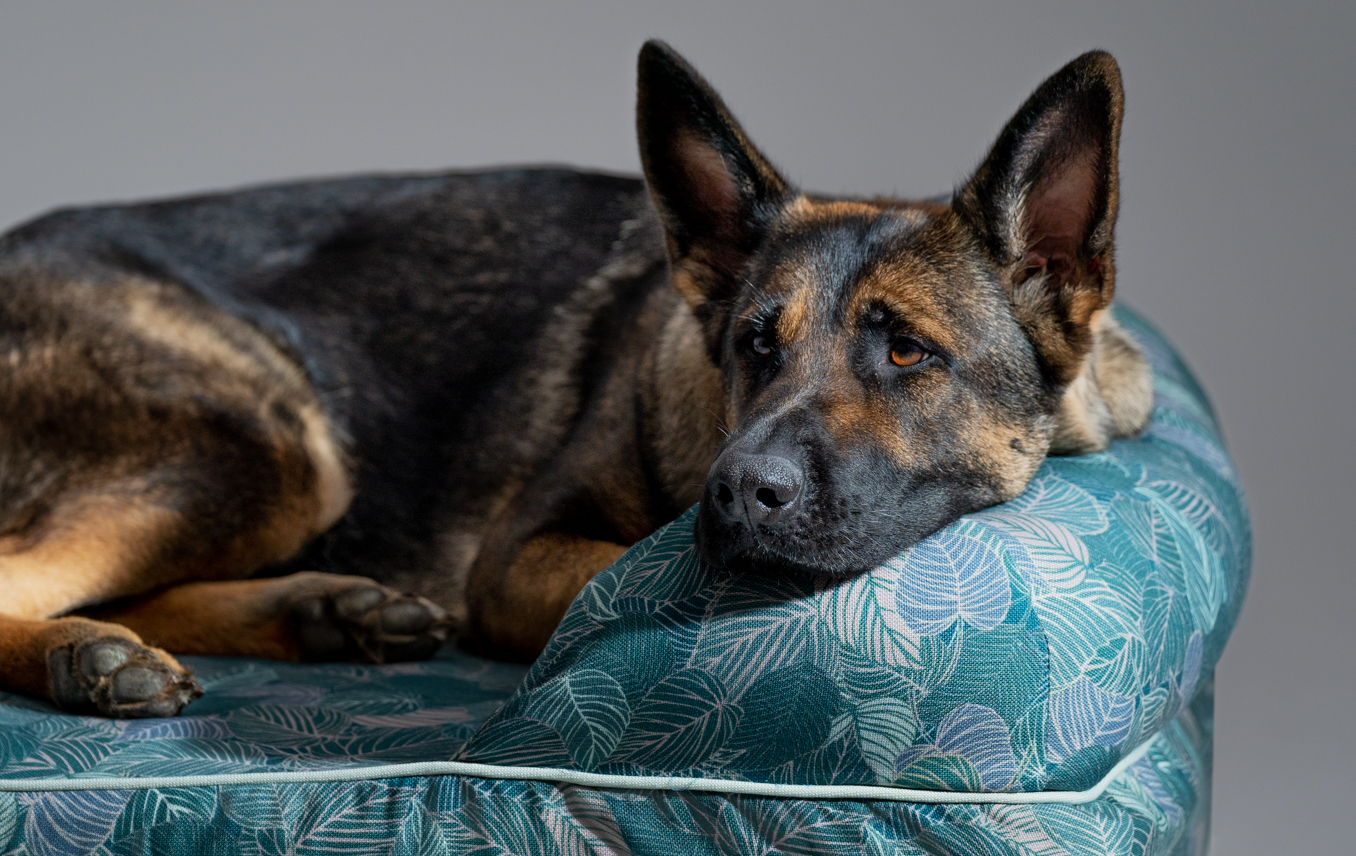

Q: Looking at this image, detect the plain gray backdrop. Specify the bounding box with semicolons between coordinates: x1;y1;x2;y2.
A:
1;2;1351;852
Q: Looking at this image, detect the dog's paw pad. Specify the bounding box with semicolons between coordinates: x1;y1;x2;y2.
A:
48;638;203;718
291;583;451;664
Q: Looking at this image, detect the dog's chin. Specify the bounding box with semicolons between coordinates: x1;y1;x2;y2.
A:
692;504;898;581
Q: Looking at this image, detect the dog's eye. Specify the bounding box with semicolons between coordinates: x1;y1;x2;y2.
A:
751;335;773;356
889;343;928;367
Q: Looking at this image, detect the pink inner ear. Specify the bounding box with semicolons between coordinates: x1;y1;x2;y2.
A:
671;132;753;276
673;133;740;237
1023;153;1099;285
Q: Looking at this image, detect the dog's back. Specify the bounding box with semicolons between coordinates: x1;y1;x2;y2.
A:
0;168;676;590
0;168;692;715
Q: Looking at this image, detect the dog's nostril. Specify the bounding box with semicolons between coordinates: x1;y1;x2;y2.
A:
755;487;784;509
709;452;802;525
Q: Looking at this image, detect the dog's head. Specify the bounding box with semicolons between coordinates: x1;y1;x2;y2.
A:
637;42;1149;577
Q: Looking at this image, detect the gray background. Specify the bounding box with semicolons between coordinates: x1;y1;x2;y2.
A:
1;2;1350;851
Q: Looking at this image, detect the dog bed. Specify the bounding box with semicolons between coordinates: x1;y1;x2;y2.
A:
0;307;1249;856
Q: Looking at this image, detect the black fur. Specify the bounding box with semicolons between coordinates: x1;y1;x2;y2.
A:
0;169;675;587
0;44;1146;675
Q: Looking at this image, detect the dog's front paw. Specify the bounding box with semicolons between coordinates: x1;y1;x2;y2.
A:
48;638;203;718
290;582;451;664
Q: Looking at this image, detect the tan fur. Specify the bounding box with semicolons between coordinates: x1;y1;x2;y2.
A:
416;214;668;632
123;285;288;388
846;262;963;355
818;385;919;468
1050;309;1153;453
649;305;729;509
90;577;305;661
669;259;720;313
1092;315;1156;437
121;279;354;540
775;282;811;345
0;273;364;710
0;46;1157;712
0;493;181;620
968;411;1055;501
0;614;181;700
784;197;888;222
471;533;628;659
130;293;345;578
89;572;434;661
301;404;355;534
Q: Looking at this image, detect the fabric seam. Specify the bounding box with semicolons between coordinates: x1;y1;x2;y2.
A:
0;732;1154;802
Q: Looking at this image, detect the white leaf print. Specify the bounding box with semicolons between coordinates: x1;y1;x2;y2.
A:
851;698;919;782
816;565;921;669
934;704;1018;791
1004;473;1109;535
890;530;1012;635
987;516;1093;590
1046;677;1135;763
525;669;630;770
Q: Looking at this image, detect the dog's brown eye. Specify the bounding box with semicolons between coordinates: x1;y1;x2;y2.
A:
752;335;773;356
889;344;926;367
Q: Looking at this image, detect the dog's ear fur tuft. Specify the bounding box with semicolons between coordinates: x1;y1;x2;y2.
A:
955;51;1124;388
637;40;792;328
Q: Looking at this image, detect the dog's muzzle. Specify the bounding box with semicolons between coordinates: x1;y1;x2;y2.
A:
707;450;804;530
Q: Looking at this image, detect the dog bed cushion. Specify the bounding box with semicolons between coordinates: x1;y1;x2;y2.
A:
0;307;1248;855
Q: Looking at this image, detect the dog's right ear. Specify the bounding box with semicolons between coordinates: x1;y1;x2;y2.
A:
637;40;792;326
954;51;1124;388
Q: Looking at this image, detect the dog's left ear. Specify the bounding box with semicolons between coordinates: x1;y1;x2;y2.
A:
636;40;792;337
955;51;1124;386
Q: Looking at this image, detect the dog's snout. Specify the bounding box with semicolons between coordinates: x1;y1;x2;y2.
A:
710;451;803;527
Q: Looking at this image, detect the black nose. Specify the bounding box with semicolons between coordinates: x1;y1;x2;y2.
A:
710;451;804;528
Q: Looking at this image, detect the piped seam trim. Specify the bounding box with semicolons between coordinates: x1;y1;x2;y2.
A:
0;733;1155;802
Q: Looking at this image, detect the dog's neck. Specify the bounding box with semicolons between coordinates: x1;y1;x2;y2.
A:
641;298;729;512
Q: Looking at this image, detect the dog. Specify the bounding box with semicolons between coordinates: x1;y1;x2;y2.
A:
0;42;1151;718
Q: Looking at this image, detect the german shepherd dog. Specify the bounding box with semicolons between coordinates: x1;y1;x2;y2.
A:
0;43;1150;717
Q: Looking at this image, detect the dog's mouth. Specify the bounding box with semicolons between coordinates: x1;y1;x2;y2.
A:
692;490;906;579
691;440;969;578
693;520;828;578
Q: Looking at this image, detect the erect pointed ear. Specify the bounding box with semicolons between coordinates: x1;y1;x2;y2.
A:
637;40;792;323
955;51;1124;384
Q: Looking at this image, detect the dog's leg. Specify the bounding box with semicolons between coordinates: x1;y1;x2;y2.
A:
0;486;369;715
88;572;452;664
466;532;628;661
0;273;365;716
0;495;206;716
0;614;202;717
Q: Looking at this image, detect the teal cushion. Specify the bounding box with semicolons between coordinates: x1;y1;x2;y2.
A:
462;306;1250;792
0;690;1216;855
0;307;1243;855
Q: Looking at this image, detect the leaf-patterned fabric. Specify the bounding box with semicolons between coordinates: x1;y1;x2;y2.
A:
0;307;1247;855
0;691;1216;855
462;307;1249;794
0;650;530;782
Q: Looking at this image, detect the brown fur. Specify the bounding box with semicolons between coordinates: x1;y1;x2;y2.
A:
88;572;449;662
0;614;183;700
1050;309;1156;453
0;44;1152;716
646;306;731;509
0;273;343;602
0;271;375;713
467;533;629;659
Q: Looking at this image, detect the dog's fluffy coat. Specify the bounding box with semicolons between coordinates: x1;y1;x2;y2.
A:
0;43;1150;716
